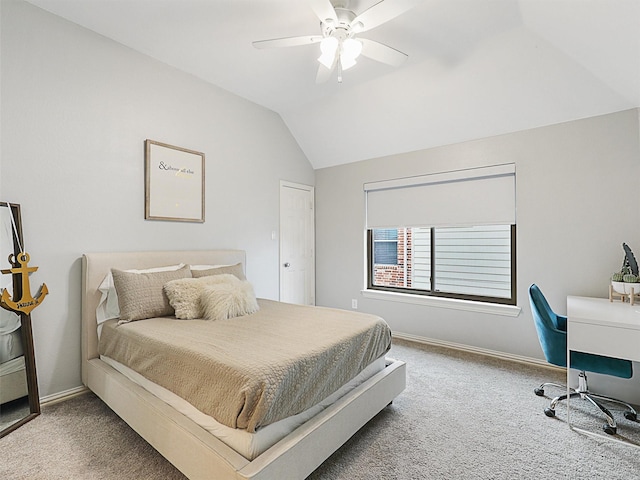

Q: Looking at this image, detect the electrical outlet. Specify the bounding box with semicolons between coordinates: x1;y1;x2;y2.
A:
351;299;358;309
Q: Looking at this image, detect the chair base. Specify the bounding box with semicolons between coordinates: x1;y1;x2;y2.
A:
534;372;638;435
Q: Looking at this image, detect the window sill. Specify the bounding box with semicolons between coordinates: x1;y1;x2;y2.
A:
360;289;522;317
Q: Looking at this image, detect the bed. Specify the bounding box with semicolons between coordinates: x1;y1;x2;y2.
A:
81;250;405;480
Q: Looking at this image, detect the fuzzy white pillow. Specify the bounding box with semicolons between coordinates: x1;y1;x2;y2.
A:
200;277;259;321
164;274;241;320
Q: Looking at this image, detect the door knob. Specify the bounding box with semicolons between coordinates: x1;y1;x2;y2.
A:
283;262;290;268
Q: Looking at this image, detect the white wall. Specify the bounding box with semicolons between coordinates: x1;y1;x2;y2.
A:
0;2;3;197
316;109;640;401
3;0;639;405
0;0;314;398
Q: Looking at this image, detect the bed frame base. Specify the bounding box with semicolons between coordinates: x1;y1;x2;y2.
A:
86;357;405;479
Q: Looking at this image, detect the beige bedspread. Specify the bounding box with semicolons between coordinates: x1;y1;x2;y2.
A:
99;299;391;432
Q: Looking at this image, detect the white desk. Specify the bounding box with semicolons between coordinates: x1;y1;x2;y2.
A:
566;296;640;443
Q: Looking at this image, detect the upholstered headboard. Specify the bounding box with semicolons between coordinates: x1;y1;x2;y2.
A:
80;250;246;385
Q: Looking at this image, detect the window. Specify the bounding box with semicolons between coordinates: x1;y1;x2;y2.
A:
364;164;516;305
373;229;398;265
368;225;515;304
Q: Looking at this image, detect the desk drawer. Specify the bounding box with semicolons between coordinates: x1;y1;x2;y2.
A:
569;321;640;362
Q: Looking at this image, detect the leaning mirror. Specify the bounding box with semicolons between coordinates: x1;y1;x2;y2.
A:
0;202;40;437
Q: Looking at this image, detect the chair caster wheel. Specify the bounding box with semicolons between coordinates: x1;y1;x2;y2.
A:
603;424;617;435
544;408;555;418
624;411;637;422
534;388;545;396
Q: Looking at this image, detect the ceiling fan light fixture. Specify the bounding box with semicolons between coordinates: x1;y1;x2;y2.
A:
318;36;339;68
340;55;357;70
340;38;361;70
342;38;362;59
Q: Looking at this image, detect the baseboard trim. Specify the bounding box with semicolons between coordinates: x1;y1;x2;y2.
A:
41;386;89;406
392;331;565;373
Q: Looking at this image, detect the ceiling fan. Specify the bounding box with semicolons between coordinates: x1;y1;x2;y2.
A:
252;0;419;83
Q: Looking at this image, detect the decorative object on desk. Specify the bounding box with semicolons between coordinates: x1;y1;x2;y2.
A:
622;242;639;276
609;242;640;305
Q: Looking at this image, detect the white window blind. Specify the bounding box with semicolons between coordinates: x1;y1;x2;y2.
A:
364;164;515;229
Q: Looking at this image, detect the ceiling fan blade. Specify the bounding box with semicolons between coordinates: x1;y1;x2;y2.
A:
360;38;408;67
352;0;420;32
252;35;322;49
316;61;336;84
309;0;338;23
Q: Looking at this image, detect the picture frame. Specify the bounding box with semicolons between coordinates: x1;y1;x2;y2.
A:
145;139;205;223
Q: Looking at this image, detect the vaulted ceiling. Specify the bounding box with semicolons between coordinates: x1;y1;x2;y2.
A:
24;0;640;169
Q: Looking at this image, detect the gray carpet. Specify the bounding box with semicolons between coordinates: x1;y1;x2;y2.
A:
1;339;639;479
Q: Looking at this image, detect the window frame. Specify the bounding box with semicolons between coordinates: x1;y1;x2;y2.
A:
367;225;517;306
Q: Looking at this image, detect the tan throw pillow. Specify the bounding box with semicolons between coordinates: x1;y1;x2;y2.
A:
96;263;185;324
112;265;192;322
191;263;246;280
200;276;259;321
164;274;241;319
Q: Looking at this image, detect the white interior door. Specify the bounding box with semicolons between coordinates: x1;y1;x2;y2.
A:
280;181;315;305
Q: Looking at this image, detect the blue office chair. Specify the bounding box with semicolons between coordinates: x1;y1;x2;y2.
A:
529;284;637;435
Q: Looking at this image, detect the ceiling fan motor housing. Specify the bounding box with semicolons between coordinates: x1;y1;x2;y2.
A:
321;7;362;40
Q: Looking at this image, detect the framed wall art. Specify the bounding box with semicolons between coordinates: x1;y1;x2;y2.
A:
145;139;205;223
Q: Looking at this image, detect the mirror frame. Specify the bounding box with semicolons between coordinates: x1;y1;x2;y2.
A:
0;202;40;438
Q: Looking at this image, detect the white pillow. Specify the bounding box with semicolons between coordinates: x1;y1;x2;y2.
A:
96;263;185;325
200;276;259;321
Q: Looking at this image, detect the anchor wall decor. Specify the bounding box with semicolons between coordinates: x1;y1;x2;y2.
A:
0;252;48;315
